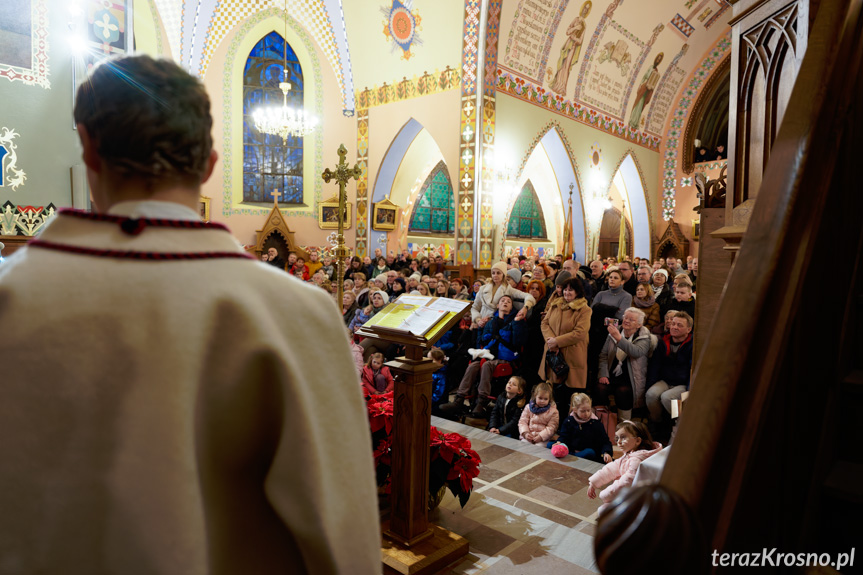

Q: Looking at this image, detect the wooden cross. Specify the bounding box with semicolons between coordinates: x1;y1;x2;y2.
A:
271;190;281;204
321;144;362;304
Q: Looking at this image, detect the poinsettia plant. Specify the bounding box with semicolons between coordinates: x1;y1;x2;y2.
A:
366;391;481;507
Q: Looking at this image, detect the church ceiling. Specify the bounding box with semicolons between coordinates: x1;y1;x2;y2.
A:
151;0;730;130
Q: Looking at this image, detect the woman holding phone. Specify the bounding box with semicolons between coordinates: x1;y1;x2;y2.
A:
594;307;652;421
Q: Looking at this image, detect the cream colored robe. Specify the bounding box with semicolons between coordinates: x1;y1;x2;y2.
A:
0;201;381;575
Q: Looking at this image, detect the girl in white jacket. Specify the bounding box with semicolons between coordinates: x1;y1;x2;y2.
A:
587;420;662;512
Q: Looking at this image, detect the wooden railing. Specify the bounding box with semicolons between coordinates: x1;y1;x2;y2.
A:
595;0;863;571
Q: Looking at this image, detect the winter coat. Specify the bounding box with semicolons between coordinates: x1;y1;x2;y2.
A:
431;366;447;405
349;341;364;372
632;301;661;331
518;402;560;444
589;444;663;503
479;310;526;362
592;287;632;321
539;297;591;388
471;282;535;323
667;296;696;320
488;394;524;439
647;333;694;389
556;416;613;458
654;286;674;316
361;365;394;395
598;326;653;408
342;302;359;328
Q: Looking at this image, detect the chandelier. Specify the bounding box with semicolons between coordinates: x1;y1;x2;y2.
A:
252;1;317;140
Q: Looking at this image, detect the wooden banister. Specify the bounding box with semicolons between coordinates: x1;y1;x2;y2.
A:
596;0;863;570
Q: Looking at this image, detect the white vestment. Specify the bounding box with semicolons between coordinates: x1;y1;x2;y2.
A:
0;201;381;575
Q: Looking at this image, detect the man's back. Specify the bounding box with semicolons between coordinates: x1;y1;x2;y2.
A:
0;205;381;574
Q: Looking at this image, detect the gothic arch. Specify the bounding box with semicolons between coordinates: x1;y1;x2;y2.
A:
499;121;587;261
605;150;654;260
406;161;456;236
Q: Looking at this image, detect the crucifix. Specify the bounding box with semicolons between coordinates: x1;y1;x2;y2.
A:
322;144;362;304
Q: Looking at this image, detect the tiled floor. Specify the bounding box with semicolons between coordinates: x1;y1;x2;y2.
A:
424;416;606;574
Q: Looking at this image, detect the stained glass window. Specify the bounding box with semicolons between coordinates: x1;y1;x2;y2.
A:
409;163;455;234
506;180;547;239
243;32;304;204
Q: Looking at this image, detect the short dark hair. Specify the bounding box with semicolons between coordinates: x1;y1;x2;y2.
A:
561;277;586;298
74;55;213;187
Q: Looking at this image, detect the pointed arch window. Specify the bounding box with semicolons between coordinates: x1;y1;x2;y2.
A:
408;162;455;234
506;180;547;239
243;32;304;204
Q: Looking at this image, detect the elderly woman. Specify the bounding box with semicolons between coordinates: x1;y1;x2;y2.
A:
471;261;536;329
342;291;358;328
450;277;470;300
594;307;653;421
540;277;592;415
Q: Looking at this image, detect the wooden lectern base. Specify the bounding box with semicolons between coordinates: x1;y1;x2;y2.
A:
381;520;469;575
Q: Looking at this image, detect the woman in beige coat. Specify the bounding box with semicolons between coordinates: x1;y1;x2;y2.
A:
540;276;592;415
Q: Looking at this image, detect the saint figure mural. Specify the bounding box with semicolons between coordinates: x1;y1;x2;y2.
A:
550;1;592;95
629;52;664;129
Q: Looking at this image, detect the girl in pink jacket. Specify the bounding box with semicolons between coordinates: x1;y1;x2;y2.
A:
588;420;662;512
518;382;560;444
361;353;394;395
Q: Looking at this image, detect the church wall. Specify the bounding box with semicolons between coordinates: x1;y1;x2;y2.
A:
495;91;660;259
202;13;358;249
0;0;84;213
366;88;461;254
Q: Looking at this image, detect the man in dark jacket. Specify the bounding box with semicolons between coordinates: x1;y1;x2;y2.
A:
645;311;694;440
619;261;638;296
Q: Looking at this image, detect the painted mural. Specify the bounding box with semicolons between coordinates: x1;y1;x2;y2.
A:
548;1;592;96
645;43;689;135
501;0;567;84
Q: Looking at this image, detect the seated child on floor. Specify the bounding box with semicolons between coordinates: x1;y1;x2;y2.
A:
487;376;526;439
587;420;662;513
518;382;559;445
361;352;394;396
429;349;448;415
550;393;613;463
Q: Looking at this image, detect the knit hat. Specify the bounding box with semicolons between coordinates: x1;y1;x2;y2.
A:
555;270;572;287
372;290;389;305
506;268;522;284
393;277;406;289
409;272;422;282
376;273;389;284
654;269;669;279
491;261;508;276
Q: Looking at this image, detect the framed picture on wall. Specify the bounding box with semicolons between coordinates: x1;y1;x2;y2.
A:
692;220;700;241
199;196;211;222
318;196;352;230
372;197;398;231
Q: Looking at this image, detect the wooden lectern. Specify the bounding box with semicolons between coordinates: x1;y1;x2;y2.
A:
356;297;472;575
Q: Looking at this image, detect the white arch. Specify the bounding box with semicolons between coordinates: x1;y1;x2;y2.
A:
613;153;651;259
539;128;586;262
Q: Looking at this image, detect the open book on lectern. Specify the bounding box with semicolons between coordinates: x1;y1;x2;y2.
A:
361;295;471;341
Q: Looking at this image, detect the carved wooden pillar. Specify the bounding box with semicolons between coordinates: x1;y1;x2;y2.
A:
715;0;809;254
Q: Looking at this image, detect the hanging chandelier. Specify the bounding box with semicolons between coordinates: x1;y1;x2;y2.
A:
252;1;317;140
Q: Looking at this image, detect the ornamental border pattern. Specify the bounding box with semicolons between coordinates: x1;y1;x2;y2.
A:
496;69;661;151
478;0;502;268
355;109;369;257
0;0;50;89
0;202;56;236
221;8;324;218
660;31;731;220
456;0;481;265
354;67;461;110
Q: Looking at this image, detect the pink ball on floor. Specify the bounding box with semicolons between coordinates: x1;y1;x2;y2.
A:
551;443;568;458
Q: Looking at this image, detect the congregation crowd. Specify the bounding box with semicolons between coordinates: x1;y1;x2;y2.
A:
263;246;698;453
